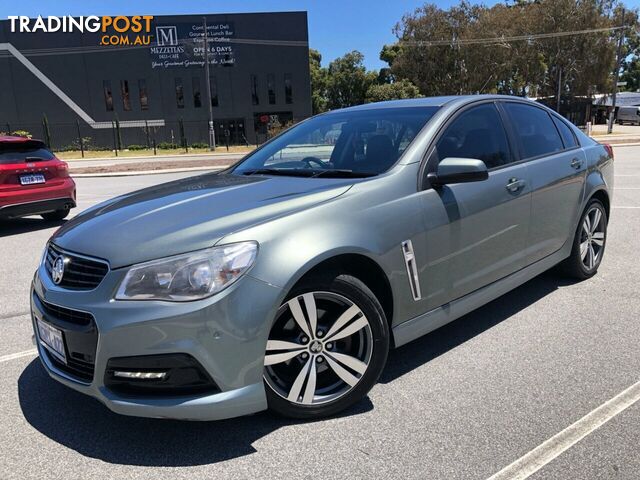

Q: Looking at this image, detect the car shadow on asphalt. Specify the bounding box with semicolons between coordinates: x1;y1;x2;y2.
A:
379;270;579;384
17;270;577;467
0;218;66;237
17;360;374;466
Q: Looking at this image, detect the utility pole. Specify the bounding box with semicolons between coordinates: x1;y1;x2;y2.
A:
556;67;562;113
203;16;216;150
608;7;626;134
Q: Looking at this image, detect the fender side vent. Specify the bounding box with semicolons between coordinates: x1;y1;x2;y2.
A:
401;240;422;301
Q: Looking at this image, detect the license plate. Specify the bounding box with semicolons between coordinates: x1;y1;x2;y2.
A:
37;319;66;362
20;174;45;185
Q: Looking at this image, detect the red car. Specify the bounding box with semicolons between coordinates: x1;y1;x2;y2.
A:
0;136;76;221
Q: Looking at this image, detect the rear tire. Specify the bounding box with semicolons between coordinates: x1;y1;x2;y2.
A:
264;273;389;419
558;198;607;280
41;209;70;221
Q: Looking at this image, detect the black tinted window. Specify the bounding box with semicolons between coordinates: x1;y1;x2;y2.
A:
436;103;511;169
0;146;54;164
503;103;563;159
552;116;578;149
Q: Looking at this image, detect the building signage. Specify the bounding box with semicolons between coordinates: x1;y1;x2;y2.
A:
150;21;235;68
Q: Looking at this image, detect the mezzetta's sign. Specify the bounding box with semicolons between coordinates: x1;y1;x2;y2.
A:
150;21;235;68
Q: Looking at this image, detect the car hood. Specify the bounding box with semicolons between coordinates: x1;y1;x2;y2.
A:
53;173;355;268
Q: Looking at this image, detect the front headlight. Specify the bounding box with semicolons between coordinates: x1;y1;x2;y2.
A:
115;242;258;302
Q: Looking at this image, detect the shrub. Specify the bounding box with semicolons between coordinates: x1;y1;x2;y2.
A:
3;130;32;138
156;142;177;149
190;142;209;149
127;144;147;150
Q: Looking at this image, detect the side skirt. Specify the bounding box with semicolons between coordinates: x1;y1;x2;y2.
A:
392;246;570;348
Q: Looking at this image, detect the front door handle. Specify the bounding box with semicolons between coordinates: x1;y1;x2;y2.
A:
506;178;526;193
570;158;583;169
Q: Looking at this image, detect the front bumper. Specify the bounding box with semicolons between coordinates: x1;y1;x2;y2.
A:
30;260;283;421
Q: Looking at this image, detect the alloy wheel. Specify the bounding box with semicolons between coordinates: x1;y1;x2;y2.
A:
264;291;374;406
580;206;606;271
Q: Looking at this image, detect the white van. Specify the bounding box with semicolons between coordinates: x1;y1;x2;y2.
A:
617;106;640;125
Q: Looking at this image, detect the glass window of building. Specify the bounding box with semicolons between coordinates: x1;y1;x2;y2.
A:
120;80;131;111
250;74;259;105
175;78;185;109
267;74;276;105
192;77;202;108
103;80;113;111
210;77;219;107
138;79;149;111
284;73;293;104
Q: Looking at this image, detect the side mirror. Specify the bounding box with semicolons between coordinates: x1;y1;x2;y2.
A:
427;157;488;186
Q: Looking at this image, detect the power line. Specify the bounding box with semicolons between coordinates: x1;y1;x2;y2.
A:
399;25;627;47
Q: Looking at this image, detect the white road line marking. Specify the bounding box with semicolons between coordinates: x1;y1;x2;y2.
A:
616;187;640;190
0;349;38;363
486;380;640;480
613;206;640;209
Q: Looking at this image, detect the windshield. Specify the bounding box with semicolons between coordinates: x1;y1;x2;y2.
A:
0;145;54;164
233;106;439;177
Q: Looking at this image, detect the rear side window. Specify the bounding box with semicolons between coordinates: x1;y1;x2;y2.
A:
0;145;55;164
503;103;563;159
436;103;512;169
552;116;578;149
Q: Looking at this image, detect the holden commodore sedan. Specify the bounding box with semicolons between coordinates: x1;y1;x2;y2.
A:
0;136;76;221
31;96;613;420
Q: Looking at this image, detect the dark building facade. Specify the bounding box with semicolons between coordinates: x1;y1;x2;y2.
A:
0;12;311;148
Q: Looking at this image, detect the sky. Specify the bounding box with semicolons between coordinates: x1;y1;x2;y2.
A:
4;0;640;71
1;0;486;71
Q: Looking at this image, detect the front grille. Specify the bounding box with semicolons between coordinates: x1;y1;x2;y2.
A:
38;297;93;326
45;243;109;290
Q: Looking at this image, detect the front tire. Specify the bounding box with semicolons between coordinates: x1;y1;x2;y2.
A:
264;273;389;419
558;198;608;279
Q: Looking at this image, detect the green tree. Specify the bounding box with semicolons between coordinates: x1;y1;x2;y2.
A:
326;51;378;109
618;7;640;92
383;0;636;101
365;79;421;102
309;49;329;114
621;57;640;91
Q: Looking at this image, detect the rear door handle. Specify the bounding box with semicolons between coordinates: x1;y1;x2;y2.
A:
570;158;583;169
506;178;526;193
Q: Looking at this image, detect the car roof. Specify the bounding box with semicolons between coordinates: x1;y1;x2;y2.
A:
333;94;537;112
0;136;45;146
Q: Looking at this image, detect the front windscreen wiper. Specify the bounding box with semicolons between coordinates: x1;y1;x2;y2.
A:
311;169;377;178
239;168;378;179
240;168;316;177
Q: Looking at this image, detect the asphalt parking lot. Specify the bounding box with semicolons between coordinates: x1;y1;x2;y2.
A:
0;147;639;480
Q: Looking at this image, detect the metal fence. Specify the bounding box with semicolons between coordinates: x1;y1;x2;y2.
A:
0;118;255;157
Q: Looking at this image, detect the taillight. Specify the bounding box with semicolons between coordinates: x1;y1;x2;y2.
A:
604;144;614;160
56;162;69;177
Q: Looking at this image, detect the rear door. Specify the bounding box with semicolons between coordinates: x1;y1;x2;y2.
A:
421;102;531;305
500;102;587;265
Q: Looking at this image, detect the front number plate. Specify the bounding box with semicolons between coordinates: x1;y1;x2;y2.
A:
37;319;66;362
20;174;46;185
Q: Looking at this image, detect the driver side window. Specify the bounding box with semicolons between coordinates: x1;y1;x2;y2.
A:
436;103;512;169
